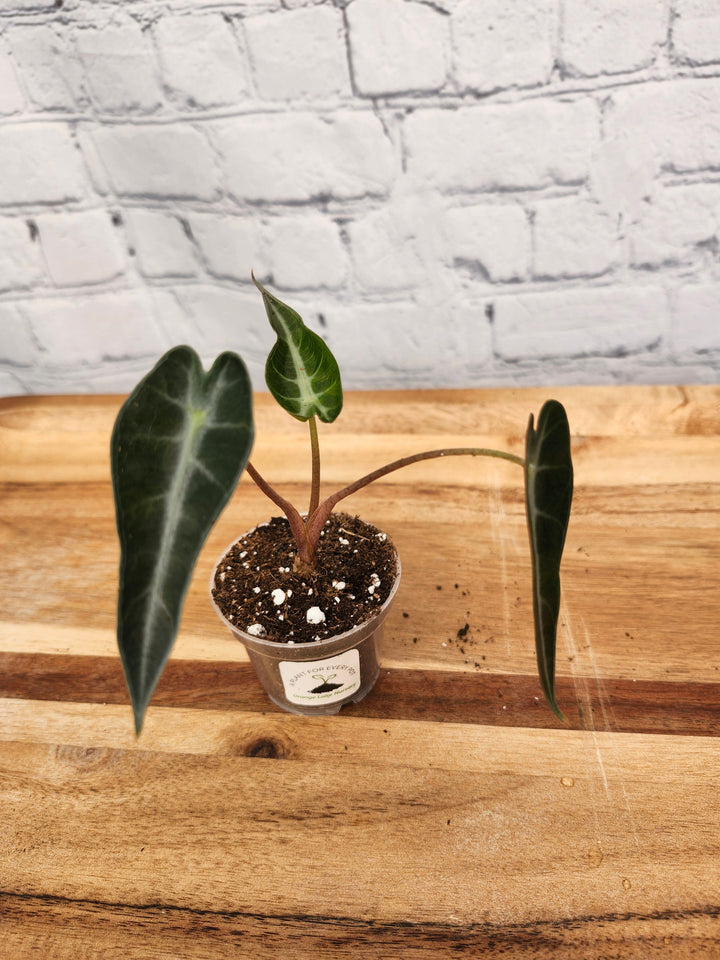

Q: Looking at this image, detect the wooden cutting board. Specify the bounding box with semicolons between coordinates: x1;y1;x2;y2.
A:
1;385;719;958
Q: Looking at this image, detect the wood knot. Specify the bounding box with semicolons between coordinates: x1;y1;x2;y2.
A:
245;737;286;759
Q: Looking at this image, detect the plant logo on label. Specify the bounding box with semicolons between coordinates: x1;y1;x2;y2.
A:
279;649;361;705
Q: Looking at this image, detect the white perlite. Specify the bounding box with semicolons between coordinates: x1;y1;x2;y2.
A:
246;623;267;637
306;606;326;624
271;588;286;606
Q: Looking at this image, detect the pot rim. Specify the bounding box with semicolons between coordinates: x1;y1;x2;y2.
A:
208;517;401;651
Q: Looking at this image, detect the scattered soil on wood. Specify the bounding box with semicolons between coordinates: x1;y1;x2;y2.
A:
211;512;398;644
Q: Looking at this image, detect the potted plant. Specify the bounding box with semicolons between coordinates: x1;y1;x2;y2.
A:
112;276;573;732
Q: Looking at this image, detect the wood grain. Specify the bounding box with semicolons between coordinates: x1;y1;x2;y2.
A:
2;653;719;737
1;387;719;957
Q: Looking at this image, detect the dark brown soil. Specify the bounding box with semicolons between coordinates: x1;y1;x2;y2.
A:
211;512;398;643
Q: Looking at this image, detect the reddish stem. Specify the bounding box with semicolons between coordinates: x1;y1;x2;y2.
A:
304;447;524;553
247;447;524;573
245;462;313;565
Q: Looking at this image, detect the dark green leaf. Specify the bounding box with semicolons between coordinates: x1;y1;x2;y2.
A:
112;346;254;733
254;275;343;423
524;400;573;721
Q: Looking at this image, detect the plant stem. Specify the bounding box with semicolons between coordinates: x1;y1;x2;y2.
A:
305;447;525;549
308;415;320;518
247;446;524;573
245;461;312;564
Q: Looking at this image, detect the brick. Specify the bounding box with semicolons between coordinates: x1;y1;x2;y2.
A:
328;301;462;375
0;124;87;205
347;208;426;292
36;210;125;287
212;112;395;202
630;184;720;267
533;196;618;279
154;14;249;108
74;20;162;113
443;203;529;282
0;303;35;365
23;292;167;366
4;0;62;9
451;0;555;93
0;43;24;115
495;286;668;360
562;0;667;76
0;369;25;398
172;286;268;362
452;302;493;367
125;209;197;278
0;217;45;291
190;214;266;282
267;215;347;289
405;99;598;192
347;0;448;96
245;6;350;99
672;0;720;64
604;78;720;178
673;284;720;352
91;125;219;200
7;24;86;111
589;138;654;222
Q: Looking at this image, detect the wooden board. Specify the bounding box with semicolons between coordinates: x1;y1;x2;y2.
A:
1;386;719;958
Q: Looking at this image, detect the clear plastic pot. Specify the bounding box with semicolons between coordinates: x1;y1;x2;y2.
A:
209;527;401;716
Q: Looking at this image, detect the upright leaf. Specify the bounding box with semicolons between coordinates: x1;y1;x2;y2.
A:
112;346;254;733
524;400;574;721
254;275;343;423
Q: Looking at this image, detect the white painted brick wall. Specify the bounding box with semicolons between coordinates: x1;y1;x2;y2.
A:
562;0;668;77
6;24;85;111
0;124;87;204
671;0;720;64
74;18;163;114
246;7;350;100
125;209;197;280
444;203;530;283
404;99;600;193
36;210;126;287
267;214;347;289
532;197;618;279
92;125;220;200
347;0;449;95
0;217;44;291
0;0;718;397
154;14;250;109
0;43;24;115
451;0;556;93
211;112;395;202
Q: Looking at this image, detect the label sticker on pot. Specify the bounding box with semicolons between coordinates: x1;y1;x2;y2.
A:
279;649;360;706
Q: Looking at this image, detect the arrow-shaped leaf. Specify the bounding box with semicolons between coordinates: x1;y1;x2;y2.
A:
524;400;573;721
112;346;254;733
254;275;343;423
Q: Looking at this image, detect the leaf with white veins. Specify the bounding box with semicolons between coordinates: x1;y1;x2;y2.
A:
254;274;343;423
112;346;253;732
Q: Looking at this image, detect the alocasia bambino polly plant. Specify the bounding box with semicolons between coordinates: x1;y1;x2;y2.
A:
112;275;573;732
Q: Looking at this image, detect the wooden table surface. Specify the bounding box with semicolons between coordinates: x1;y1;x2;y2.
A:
1;385;719;958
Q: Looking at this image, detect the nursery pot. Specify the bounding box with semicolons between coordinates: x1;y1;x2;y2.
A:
209;519;401;716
